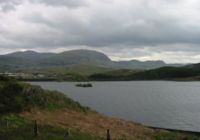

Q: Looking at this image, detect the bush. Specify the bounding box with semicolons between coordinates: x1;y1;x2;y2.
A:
0;80;90;114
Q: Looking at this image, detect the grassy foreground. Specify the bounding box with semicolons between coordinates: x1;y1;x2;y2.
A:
1;112;199;140
0;115;104;140
0;77;102;140
0;76;200;140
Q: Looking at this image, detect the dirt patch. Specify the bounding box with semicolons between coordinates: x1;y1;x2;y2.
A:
21;109;155;140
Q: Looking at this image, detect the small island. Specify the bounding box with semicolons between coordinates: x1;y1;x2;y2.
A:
75;83;93;87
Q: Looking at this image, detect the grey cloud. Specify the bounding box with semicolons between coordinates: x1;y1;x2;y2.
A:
3;0;200;48
21;9;200;48
1;3;16;12
30;0;88;8
0;0;22;4
0;0;22;12
1;0;200;63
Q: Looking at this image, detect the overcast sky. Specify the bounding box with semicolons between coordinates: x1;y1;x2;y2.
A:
0;0;200;63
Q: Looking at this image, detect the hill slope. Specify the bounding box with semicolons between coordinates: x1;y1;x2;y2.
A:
89;63;200;81
0;50;112;71
0;49;182;72
0;77;89;113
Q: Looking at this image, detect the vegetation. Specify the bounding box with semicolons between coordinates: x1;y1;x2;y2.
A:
5;61;200;81
0;77;102;140
126;66;200;80
17;64;113;81
0;115;104;140
89;64;200;81
0;78;90;114
0;75;10;81
89;69;138;81
38;64;114;76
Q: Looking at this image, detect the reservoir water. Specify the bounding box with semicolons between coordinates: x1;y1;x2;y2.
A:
29;81;200;132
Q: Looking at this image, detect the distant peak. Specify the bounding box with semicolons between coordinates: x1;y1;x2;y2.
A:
22;50;38;53
8;50;38;55
60;49;103;54
57;49;111;62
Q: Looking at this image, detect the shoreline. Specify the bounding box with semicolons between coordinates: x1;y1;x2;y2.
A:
23;79;200;82
148;126;200;136
27;80;200;137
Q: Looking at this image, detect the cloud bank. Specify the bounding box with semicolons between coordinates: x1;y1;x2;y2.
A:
0;0;200;63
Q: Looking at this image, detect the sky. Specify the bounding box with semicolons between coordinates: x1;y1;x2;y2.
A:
0;0;200;63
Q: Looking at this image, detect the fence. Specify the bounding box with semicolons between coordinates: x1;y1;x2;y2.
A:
0;119;128;140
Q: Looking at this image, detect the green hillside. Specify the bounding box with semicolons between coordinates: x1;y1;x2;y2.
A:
15;64;114;81
29;64;114;76
89;69;139;81
126;64;200;80
89;64;200;81
0;77;89;114
0;77;100;140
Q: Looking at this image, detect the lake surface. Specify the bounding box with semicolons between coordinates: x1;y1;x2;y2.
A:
29;81;200;132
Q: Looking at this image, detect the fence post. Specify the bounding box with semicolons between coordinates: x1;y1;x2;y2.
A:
64;128;70;138
6;119;9;129
107;129;111;140
34;120;38;137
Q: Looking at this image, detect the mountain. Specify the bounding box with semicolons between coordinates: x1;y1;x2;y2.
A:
0;49;182;72
0;50;111;72
38;49;111;67
7;50;55;61
114;60;167;69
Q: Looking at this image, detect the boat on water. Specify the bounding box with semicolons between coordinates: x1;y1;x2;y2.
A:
75;83;93;87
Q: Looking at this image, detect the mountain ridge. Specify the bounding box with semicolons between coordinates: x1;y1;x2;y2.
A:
0;49;183;72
